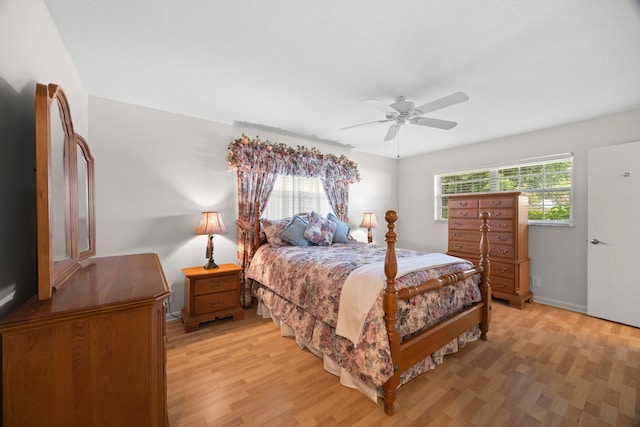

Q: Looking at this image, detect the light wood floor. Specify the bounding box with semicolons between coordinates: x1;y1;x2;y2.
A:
166;301;640;426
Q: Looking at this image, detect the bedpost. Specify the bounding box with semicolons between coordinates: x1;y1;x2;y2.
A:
479;211;491;340
382;210;399;416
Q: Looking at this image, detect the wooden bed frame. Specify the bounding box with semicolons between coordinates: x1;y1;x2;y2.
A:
381;210;491;415
252;208;491;416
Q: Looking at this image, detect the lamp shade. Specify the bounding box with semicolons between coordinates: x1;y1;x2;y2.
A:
359;213;378;229
195;212;227;235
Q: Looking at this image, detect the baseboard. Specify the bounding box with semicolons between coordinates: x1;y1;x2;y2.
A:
165;310;183;322
532;295;587;314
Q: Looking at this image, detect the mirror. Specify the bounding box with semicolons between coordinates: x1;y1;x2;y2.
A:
35;83;96;300
50;100;67;263
76;134;95;260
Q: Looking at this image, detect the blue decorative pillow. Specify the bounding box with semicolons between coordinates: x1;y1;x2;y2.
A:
327;212;350;243
304;211;337;246
279;215;312;246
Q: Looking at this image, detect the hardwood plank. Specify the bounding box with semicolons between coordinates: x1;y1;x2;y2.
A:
166;301;640;426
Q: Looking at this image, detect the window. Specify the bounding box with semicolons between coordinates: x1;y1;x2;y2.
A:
263;175;331;219
435;154;573;225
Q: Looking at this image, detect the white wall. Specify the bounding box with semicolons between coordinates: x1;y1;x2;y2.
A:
89;100;398;316
398;109;640;313
0;0;87;316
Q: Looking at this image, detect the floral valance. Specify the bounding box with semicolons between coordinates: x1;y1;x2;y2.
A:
226;135;361;183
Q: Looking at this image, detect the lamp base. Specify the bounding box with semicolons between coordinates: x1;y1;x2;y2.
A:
203;258;219;269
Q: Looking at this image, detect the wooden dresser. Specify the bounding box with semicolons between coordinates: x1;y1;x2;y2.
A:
0;253;171;427
447;192;532;308
182;264;244;332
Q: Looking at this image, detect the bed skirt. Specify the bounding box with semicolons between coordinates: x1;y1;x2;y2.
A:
256;299;479;403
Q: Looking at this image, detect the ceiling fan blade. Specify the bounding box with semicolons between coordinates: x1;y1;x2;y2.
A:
384;123;401;141
339;119;392;130
365;99;396;114
414;92;469;115
410;117;458;130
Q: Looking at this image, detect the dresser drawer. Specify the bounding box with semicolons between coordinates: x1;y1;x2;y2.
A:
194;290;238;315
194;274;238;295
483;208;514;219
449;218;482;231
449;208;478;219
491;276;515;294
448;240;480;254
492;262;515;279
490;244;516;259
479;198;515;209
448;198;478;209
489;232;514;245
449;230;481;243
488;219;515;231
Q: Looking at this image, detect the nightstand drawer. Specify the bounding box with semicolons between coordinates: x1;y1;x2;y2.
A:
194;275;237;295
194;290;238;315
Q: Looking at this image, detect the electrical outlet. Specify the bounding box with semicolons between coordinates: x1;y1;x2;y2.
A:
531;276;541;288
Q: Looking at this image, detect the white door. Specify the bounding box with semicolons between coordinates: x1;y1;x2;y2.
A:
587;141;640;328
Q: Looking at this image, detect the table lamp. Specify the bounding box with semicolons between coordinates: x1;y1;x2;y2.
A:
360;212;378;244
195;211;227;269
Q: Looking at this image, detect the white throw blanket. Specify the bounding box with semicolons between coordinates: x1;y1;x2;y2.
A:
335;253;470;345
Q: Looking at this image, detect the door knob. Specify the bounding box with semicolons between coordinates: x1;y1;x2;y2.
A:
590;238;602;245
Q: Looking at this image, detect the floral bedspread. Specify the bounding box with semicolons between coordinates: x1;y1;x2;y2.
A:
246;241;482;387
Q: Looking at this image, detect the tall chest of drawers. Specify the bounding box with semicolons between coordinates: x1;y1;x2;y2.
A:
447;191;532;308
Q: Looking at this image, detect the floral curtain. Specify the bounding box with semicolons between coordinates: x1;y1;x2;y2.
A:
227;135;360;306
321;178;349;222
235;170;278;306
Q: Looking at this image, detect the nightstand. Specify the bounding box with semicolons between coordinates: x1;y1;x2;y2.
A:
181;264;244;332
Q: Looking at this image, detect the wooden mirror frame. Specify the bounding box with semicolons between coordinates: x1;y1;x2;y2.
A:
35;83;96;300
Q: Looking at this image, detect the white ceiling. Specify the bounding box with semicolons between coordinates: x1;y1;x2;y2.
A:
44;0;640;158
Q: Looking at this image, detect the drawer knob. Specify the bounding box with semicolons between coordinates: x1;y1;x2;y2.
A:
454;233;462;238
492;211;502;217
498;235;509;241
454;222;463;227
497;267;507;273
490;201;502;206
210;300;223;307
454;244;463;249
496;283;507;288
210;282;224;288
497;248;510;254
460;202;468;206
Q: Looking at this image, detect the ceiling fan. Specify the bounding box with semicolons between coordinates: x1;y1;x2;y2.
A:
340;92;469;141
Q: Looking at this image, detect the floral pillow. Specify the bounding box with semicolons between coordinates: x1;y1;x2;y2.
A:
260;218;290;247
304;211;337;246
